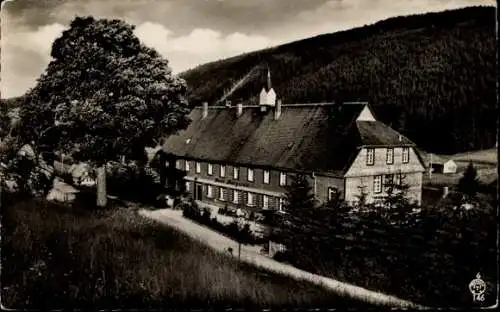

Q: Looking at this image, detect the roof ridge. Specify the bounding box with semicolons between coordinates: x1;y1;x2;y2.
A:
195;102;369;108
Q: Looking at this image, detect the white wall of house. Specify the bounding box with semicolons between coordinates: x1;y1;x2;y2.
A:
443;160;457;174
356;106;376;121
344;172;422;205
344;146;425;205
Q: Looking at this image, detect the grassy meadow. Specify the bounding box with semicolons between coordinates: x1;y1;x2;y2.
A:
1;196;370;309
422;148;497;188
450;148;498;166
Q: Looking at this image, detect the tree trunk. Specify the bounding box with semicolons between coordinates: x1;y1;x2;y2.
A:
96;164;107;207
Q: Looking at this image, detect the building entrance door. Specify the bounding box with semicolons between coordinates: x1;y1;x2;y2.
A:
195;184;203;201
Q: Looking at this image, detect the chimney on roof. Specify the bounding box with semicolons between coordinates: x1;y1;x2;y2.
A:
274;99;282;120
237;103;243;117
398;135;402;142
202;102;208;119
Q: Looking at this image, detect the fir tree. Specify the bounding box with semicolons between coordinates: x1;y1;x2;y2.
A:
383;173;414;225
457;161;480;199
277;174;316;262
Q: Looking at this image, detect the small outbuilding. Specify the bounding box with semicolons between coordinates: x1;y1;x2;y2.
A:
432;159;457;174
419;150;457;174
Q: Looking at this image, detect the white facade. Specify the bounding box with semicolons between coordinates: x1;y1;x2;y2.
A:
356;105;376;121
259;88;267;106
259;88;277;106
443;160;457;174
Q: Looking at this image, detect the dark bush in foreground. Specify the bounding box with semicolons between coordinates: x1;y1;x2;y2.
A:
106;162;163;205
271;200;497;307
1;198;369;309
182;204;261;245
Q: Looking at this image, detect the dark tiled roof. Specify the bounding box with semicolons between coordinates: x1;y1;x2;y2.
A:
163;103;416;176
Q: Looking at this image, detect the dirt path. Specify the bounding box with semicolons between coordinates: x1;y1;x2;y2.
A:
138;208;426;309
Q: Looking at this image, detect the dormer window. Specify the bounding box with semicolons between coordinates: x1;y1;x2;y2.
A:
233;167;239;180
196;162;201;173
366;148;375;166
220;165;226;177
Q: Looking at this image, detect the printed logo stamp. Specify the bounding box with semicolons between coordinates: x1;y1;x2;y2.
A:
469;273;486;303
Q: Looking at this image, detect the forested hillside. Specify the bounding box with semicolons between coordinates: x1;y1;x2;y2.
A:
180;6;496;155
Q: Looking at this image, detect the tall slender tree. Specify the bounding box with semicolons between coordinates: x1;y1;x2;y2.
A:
278;174;316;261
18;16;191;207
382;173;414;225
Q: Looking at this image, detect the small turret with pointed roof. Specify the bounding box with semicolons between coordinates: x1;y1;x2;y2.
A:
259;65;277;107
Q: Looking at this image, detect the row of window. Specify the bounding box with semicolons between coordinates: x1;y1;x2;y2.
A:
186;182;285;210
366;147;410;166
373;173;403;193
175;160;288;186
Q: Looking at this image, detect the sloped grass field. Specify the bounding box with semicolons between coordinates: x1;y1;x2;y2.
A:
1;196;370;309
451;148;498;166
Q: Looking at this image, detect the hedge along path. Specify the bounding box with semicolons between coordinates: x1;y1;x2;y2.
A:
138;208;427;309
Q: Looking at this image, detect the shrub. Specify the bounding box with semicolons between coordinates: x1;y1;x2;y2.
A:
248;212;256;221
240;223;253;244
201;208;212;223
273;251;294;264
182;205;262;246
217;205;228;215
226;220;240;237
182;202;201;220
106;161;163;205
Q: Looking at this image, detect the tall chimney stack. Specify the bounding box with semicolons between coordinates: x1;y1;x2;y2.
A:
202;102;208;119
237;103;243;117
274;99;282;120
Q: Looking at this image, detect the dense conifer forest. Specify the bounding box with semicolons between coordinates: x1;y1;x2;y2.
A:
2;6;496;155
180;6;496;155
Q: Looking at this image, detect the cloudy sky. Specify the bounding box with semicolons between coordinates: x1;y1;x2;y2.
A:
0;0;495;98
